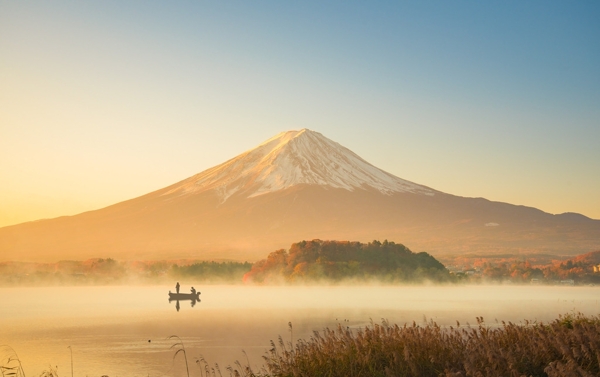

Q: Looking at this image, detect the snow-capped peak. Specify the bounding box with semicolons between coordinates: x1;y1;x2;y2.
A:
163;129;435;201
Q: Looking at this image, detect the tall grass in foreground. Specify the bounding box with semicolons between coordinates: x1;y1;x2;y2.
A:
0;345;26;377
232;313;600;377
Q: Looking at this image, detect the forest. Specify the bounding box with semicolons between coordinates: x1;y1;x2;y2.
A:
3;244;599;286
243;239;452;284
442;250;600;285
0;258;252;286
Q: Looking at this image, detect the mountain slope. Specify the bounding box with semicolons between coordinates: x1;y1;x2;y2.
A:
1;129;598;262
161;129;435;201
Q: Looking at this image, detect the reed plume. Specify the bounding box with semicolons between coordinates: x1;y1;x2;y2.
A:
233;312;600;377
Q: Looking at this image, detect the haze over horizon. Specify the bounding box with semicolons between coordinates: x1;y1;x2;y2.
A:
1;1;599;228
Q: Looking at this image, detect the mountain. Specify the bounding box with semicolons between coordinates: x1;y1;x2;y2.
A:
1;129;599;262
162;129;435;201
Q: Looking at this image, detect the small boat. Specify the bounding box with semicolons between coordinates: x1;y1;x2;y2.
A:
168;291;201;301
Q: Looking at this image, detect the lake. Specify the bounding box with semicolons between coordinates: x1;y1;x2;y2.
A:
1;285;599;377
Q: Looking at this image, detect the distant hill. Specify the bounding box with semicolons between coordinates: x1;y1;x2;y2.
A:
569;250;600;265
1;129;598;262
243;239;452;283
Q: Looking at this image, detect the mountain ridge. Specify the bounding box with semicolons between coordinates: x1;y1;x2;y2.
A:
159;129;436;203
0;129;598;262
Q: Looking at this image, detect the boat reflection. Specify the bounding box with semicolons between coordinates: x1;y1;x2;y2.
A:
168;288;201;312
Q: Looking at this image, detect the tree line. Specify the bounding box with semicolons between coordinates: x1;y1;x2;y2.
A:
243;239;452;284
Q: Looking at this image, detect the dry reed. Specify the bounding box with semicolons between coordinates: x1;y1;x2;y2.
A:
233;312;600;377
0;345;26;377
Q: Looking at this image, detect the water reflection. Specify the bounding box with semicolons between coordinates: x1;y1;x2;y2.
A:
3;285;599;377
168;285;201;311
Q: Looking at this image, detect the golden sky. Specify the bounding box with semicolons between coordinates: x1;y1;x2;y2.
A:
1;2;599;227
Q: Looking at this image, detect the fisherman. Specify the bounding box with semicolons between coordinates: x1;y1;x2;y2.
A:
190;286;196;296
176;282;180;294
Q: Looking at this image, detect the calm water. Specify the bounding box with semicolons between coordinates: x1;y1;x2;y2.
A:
2;285;599;377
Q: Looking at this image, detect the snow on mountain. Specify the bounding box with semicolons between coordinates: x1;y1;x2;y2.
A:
163;129;435;202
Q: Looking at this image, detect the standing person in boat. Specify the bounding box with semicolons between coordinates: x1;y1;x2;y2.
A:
190;286;196;296
176;282;180;294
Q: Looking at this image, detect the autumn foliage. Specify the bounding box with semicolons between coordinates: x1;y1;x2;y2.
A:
443;250;600;284
243;240;451;284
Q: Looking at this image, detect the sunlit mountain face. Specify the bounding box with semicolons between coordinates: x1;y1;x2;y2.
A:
161;129;435;201
1;129;598;262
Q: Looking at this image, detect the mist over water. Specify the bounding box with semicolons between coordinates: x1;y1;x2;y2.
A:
2;285;599;377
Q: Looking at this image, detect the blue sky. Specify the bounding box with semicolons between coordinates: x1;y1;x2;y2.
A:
1;1;599;226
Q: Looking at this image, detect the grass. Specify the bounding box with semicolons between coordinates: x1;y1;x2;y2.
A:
231;312;600;377
170;335;191;377
0;345;26;377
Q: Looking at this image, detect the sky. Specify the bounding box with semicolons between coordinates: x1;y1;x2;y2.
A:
1;1;599;227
